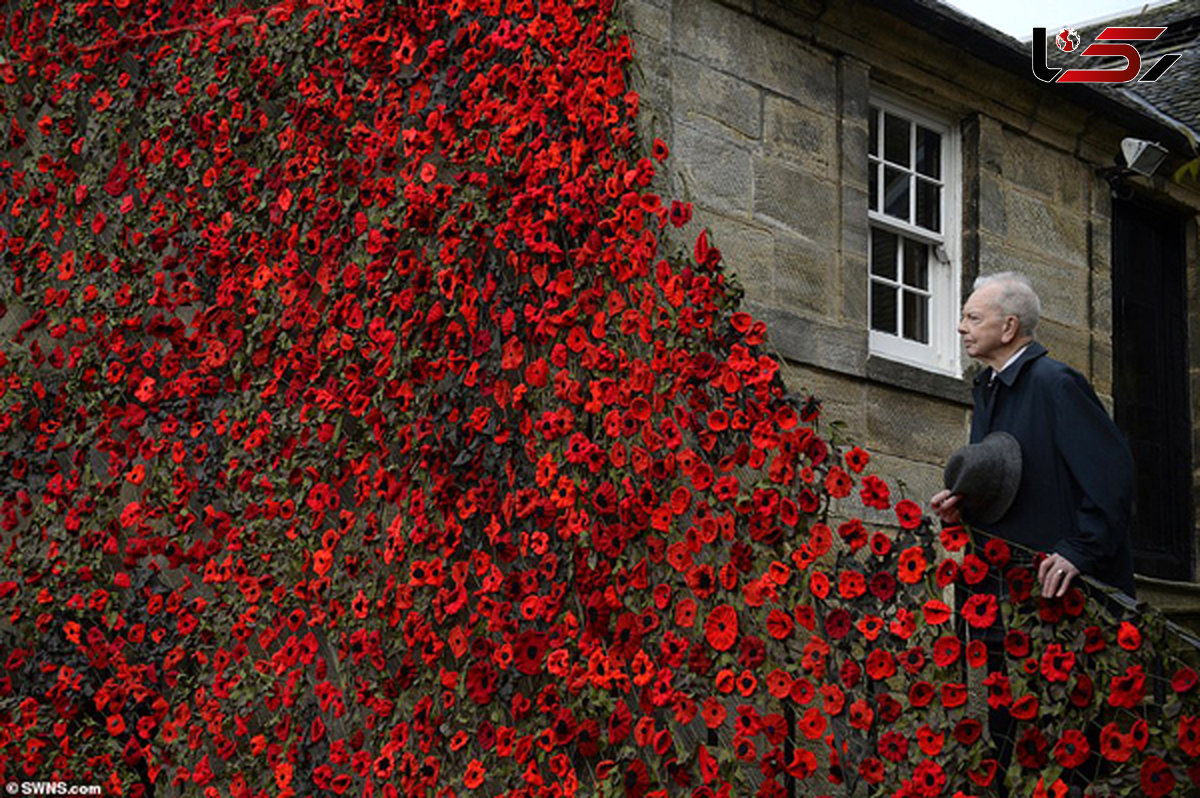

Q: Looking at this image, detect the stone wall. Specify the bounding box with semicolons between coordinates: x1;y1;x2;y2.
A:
621;0;1200;592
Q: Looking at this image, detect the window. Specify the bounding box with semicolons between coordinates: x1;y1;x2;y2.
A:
867;97;960;375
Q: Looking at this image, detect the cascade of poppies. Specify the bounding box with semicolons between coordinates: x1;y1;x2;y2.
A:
4;1;1200;797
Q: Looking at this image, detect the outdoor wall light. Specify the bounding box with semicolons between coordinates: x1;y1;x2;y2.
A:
1120;137;1169;177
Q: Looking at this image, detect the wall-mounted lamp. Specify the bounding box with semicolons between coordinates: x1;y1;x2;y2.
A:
1119;137;1169;177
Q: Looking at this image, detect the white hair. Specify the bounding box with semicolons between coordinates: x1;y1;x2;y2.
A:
973;271;1041;337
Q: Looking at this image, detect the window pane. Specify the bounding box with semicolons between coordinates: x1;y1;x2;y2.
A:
903;290;929;343
916;127;941;178
871;228;898;280
871;280;898;334
903;239;928;289
869;107;879;157
869;163;879;212
916;178;941;232
884;166;909;220
884;113;910;166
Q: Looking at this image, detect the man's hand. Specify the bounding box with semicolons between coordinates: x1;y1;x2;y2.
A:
1038;552;1080;598
929;489;962;524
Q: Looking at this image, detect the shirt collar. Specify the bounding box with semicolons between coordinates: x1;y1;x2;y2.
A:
976;341;1047;388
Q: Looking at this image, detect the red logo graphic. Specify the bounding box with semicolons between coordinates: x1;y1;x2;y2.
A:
1032;26;1182;83
1056;28;1081;52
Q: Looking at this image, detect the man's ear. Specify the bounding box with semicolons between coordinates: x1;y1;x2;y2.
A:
1000;315;1019;344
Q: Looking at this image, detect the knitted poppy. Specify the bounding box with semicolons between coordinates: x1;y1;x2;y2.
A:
704;604;738;651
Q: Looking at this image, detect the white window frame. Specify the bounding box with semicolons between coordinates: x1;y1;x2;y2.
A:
867;94;961;377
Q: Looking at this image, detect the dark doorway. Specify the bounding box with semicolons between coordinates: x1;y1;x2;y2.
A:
1112;196;1193;581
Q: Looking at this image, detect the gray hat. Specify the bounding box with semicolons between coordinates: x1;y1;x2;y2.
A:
943;432;1022;525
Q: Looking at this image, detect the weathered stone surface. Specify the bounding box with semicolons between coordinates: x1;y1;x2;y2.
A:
749;303;867;378
866;382;972;461
1004;190;1089;269
778;362;869;436
762;95;836;177
690;208;774;296
623;0;670;43
752;156;838;243
772;230;836;319
1037;319;1092;379
672;0;836;113
1001;129;1085;210
672;121;753;216
673;57;762;140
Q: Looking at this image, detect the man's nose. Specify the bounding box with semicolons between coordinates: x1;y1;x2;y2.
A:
956;320;968;335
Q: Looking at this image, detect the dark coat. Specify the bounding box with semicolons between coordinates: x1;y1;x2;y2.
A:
968;342;1136;596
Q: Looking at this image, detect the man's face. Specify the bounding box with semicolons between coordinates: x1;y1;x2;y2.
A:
958;283;1015;363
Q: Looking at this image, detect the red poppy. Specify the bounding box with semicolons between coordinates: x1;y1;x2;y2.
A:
704;604;738;651
941;682;967;708
859;474;890;509
1180;715;1200;757
895;498;923;529
1083;624;1107;653
868;571;896;602
1116;620;1142;650
965;639;988;668
824;608;852;640
900;646;926;674
844;446;870;473
935;558;959;587
967;759;998;787
837;518;868;552
961;593;998;629
1003;629;1030;658
939;524;969;551
700;697;726;729
1108;664;1147;708
1068;673;1094;708
984;672;1012;708
858;757;885;784
1039;643;1075;683
824;466;853;499
897;546;927;584
1100;723;1133;763
1141;756;1176;798
916;725;944;757
864;649;896;681
954;718;983;747
1174;666;1199;694
932;635;961;667
923;600;952;626
870;531;893;557
1015;725;1049;769
1053;728;1090;768
908;681;936;708
910;759;946;796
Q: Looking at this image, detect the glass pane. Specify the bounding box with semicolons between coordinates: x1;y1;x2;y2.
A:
884;166;909;220
869;107;879;157
871;280;898;334
916;178;941;232
869;163;878;212
870;228;897;280
903;290;929;343
884;113;910;166
916;127;941;178
903;239;928;289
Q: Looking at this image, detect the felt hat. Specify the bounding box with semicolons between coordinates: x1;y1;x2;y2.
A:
942;431;1022;525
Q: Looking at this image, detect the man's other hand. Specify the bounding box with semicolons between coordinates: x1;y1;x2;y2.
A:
930;489;962;524
1038;552;1080;598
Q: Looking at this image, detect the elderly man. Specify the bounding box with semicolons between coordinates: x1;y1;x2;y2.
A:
931;271;1136;597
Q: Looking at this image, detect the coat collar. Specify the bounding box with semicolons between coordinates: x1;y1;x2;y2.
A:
974;341;1047;388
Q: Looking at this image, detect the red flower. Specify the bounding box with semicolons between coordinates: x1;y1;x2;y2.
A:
897;546;927;584
908;681;935;708
1141;756;1176;798
704;604;738;651
1174;666;1199;694
1117;620;1142;650
916;725;944;757
1003;629;1030;658
1180;715;1200;757
1015;725;1049;769
939;524;968;551
864;649;896;680
910;759;946;797
954;718;983;747
895;498;923;529
1039;643;1075;683
878;730;909;762
858;474;890;509
961;593;998;629
1100;723;1133;762
1068;673;1094;708
941;682;967;708
932;635;961;667
844;446;870;473
1108;664;1147;708
1053;729;1090;768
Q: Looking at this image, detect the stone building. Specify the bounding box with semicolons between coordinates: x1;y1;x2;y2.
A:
622;0;1200;618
